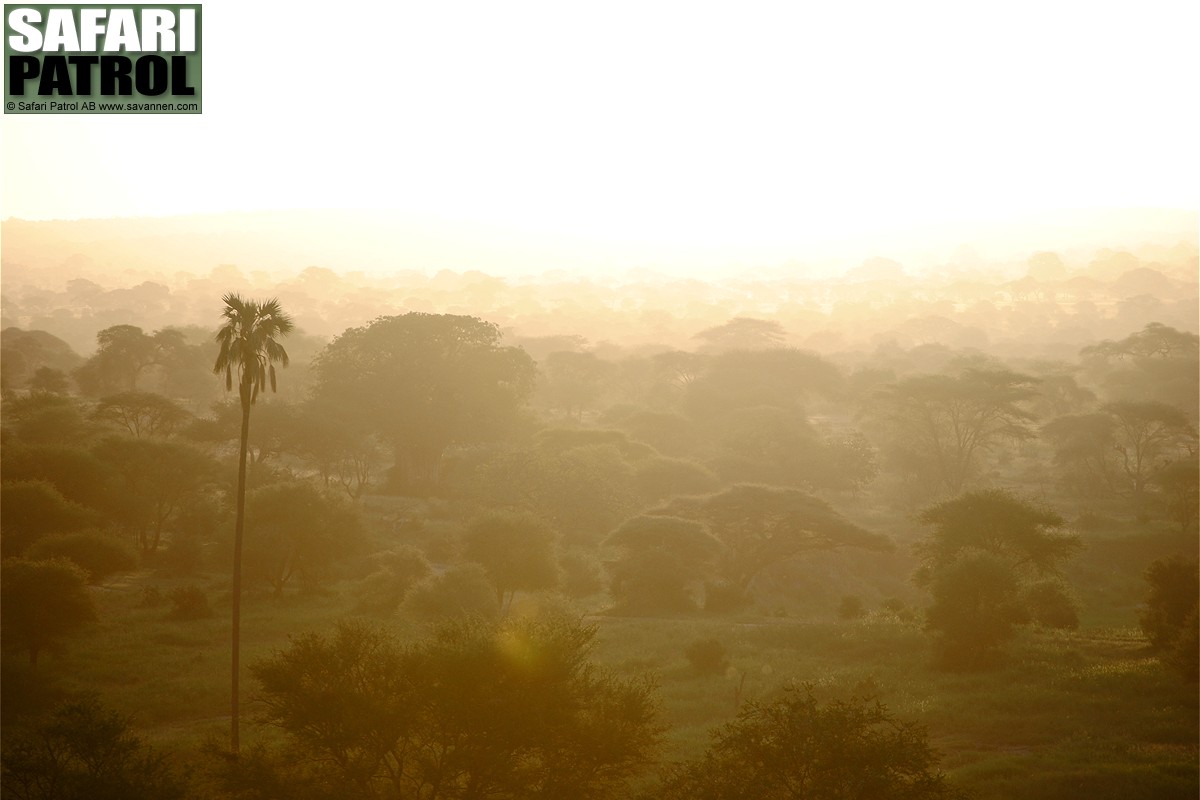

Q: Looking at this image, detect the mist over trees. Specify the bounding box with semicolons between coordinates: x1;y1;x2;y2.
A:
1;219;1197;799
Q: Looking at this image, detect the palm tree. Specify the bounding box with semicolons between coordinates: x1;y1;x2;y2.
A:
213;293;293;754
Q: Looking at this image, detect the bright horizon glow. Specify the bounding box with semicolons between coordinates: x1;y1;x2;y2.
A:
2;1;1198;270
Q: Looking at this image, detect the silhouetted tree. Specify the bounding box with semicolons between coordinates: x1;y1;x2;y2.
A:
1081;323;1199;416
243;481;363;595
73;325;159;396
868;369;1039;496
1105;401;1196;519
1;559;96;667
0;481;99;558
28;367;70;394
311;313;536;494
1153;459;1200;533
657;485;890;609
91;437;216;556
605;515;722;613
1139;556;1199;651
538;350;616;419
1;697;188;799
462;511;560;605
213;293;293;755
25;532;138;584
0;444;114;509
692;317;787;353
92;391;192;438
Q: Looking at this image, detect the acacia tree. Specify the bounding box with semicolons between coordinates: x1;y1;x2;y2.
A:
311;313;536;494
1044;402;1196;520
212;294;293;755
868;369;1039;497
92;391;192;438
655;484;891;610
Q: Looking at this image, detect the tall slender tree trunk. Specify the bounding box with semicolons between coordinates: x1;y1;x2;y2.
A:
231;386;251;755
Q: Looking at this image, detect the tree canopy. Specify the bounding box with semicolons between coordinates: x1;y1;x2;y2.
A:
869;369;1040;496
656;484;891;606
311;313;537;493
250;616;661;799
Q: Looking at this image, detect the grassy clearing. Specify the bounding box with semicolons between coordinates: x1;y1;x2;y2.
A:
586;613;1196;798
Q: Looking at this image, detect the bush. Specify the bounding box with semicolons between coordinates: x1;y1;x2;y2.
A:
354;546;432;615
925;553;1023;671
1025;581;1079;629
25;531;138;584
167;586;211;621
1139;556;1199;650
157;531;206;576
0;480;99;558
881;597;917;623
1166;607;1199;683
401;564;501;621
684;638;730;676
838;595;867;621
0;696;189;799
138;586;166;608
558;547;606;598
1;558;96;667
655;686;967;799
249;615;661;798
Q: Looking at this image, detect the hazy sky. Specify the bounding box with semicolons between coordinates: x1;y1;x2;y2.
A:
3;1;1198;258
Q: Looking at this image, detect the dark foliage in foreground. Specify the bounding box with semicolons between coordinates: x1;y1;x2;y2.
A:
241;615;661;799
1;697;188;800
651;686;968;799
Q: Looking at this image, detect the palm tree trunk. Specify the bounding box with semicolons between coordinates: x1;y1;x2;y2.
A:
231;386;251;755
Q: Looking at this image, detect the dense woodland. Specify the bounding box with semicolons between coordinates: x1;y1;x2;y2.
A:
1;237;1198;799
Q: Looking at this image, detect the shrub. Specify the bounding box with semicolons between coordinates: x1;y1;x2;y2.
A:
462;511;559;604
655;686;967;799
0;480;99;558
558;547;606;598
0;558;96;667
1139;556;1199;650
881;597;917;623
138;586;166;608
167;586;211;621
354;546;432;615
1166;607;1199;683
250;616;661;798
25;531;138;584
838;595;867;621
401;564;501;621
925;553;1024;671
0;696;189;799
684;638;730;676
157;531;206;576
1025;581;1080;630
